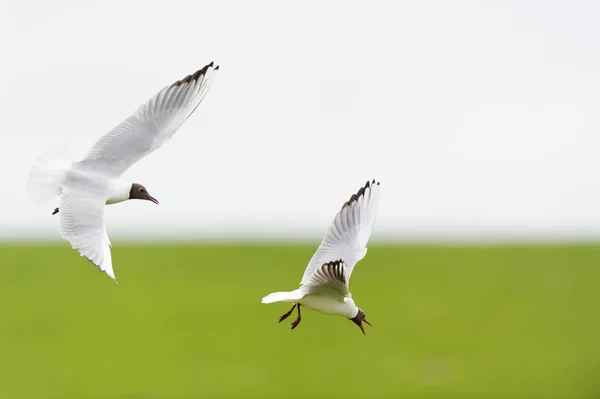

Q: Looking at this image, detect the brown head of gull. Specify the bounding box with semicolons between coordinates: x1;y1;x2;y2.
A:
128;183;159;204
349;308;373;335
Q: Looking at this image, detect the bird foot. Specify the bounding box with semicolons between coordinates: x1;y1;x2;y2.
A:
290;304;302;330
279;304;296;323
290;317;301;330
52;207;59;215
279;305;296;323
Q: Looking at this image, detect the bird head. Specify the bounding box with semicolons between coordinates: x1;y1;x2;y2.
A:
349;308;372;335
129;183;159;204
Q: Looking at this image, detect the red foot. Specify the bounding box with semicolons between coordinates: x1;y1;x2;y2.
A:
279;304;296;323
290;304;302;330
52;207;59;215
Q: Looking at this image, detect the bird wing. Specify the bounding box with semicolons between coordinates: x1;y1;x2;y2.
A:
303;259;350;298
59;182;116;281
299;180;381;286
75;62;219;178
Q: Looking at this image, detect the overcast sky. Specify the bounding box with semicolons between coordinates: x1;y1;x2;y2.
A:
1;0;599;242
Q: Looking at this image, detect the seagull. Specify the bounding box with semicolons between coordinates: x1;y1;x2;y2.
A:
26;62;219;282
261;180;381;335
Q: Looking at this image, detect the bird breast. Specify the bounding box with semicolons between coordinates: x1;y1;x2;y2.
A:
300;295;358;318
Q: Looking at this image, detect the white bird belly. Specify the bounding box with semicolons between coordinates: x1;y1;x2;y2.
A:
299;295;357;318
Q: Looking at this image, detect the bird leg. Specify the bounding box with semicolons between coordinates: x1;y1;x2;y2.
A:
290;304;302;330
279;304;296;323
52;207;59;215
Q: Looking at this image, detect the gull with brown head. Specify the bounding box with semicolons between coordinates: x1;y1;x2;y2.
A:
27;62;219;282
261;180;381;335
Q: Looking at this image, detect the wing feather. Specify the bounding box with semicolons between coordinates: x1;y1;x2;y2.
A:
59;184;116;281
76;62;219;177
304;260;350;298
299;180;381;286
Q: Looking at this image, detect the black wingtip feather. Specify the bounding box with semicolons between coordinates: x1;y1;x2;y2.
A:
341;179;379;210
191;69;203;81
170;62;217;88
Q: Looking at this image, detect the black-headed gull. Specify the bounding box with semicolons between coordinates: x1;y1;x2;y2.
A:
262;180;381;334
26;62;219;282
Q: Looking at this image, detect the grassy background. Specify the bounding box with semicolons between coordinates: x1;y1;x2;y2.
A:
1;243;599;399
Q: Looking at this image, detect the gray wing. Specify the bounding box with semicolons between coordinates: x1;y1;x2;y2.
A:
304;259;350;298
76;62;219;177
300;180;381;286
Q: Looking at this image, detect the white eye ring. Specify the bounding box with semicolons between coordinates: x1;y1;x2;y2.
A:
138;187;144;192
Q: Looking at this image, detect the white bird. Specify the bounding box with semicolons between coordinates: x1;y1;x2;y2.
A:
26;62;219;282
261;180;381;334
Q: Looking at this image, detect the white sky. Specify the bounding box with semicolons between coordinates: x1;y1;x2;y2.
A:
1;0;600;242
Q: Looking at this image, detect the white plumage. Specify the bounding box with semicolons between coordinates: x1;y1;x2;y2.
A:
261;180;381;334
26;62;219;281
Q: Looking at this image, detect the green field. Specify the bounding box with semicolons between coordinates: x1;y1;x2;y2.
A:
1;243;600;399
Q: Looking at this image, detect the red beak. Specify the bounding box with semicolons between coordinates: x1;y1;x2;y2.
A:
147;196;159;205
359;319;373;335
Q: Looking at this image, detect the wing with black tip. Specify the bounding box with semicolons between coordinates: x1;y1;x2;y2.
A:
77;62;219;177
300;180;381;286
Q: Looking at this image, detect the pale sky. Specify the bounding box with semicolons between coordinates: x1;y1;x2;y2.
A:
1;0;600;242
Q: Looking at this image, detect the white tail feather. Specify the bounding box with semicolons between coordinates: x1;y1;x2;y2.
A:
261;291;302;304
26;152;71;204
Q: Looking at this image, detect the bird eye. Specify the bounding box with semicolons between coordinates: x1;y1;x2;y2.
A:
138;187;144;192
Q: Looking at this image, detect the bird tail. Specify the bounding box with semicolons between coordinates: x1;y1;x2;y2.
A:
26;149;71;204
261;290;303;304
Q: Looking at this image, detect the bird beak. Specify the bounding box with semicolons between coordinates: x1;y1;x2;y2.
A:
356;318;373;335
350;316;372;335
358;321;366;335
147;195;159;205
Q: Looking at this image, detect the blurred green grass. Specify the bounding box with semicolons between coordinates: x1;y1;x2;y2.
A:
1;243;600;399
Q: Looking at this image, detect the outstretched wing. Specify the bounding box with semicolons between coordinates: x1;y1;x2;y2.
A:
304;259;350;298
76;62;219;177
300;180;381;286
59;184;116;281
